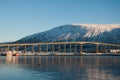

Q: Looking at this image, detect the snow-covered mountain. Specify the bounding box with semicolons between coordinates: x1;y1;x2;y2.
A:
15;24;120;44
0;41;13;44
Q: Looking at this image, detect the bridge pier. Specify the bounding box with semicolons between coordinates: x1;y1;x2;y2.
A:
96;44;98;53
80;44;83;54
16;45;18;53
32;45;34;54
70;44;71;53
113;46;115;54
52;44;54;54
58;44;60;53
107;45;109;53
64;44;66;53
111;46;114;54
100;44;102;53
24;45;26;54
7;46;10;52
115;46;117;54
118;46;120;54
115;46;118;54
75;44;77;54
104;45;107;54
39;45;41;53
108;45;110;53
46;44;48;53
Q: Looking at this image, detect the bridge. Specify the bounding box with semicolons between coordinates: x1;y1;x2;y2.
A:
0;41;120;55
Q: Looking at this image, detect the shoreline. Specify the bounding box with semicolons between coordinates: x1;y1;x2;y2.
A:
1;54;120;56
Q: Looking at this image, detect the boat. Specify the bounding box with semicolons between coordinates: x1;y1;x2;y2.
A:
0;54;6;56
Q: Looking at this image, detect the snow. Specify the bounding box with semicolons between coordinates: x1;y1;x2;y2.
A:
15;24;120;44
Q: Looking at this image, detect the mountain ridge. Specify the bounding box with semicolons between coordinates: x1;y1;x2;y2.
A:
15;24;120;44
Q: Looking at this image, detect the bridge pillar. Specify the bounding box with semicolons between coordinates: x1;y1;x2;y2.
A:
115;46;118;54
32;45;34;54
46;44;48;53
52;44;54;54
96;44;98;53
118;46;120;54
116;46;118;54
5;48;7;53
39;45;41;53
113;46;115;54
110;46;113;53
75;44;77;54
64;44;66;53
24;45;26;54
105;45;108;53
112;46;115;54
107;45;109;53
70;44;71;53
7;46;9;52
80;44;83;54
16;45;18;53
109;45;111;53
1;48;3;53
100;45;102;53
58;44;60;53
117;46;119;54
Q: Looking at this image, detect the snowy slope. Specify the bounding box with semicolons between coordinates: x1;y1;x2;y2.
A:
15;24;120;44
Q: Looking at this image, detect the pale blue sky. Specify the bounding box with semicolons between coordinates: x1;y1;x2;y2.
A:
0;0;120;42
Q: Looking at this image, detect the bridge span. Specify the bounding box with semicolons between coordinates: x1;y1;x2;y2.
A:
0;42;120;55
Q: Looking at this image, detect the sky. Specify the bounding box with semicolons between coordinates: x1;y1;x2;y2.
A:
0;0;120;42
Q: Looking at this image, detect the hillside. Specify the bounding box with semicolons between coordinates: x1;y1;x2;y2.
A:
15;24;120;44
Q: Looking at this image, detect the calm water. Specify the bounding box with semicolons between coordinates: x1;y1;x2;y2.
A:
0;56;120;80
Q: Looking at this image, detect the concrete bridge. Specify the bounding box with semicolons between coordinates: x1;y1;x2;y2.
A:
0;42;120;55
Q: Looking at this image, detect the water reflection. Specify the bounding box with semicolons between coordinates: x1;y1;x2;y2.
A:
6;55;18;64
2;56;120;80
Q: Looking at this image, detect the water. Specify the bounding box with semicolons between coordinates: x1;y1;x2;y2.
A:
0;56;120;80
